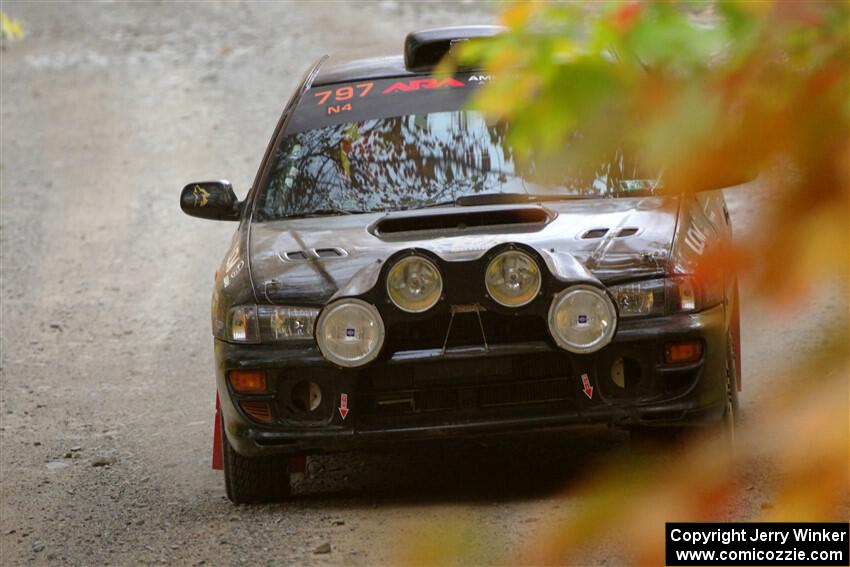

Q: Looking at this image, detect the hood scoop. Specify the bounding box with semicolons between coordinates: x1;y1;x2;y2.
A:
371;206;553;240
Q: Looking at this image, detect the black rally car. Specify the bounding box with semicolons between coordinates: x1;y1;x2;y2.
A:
181;26;742;504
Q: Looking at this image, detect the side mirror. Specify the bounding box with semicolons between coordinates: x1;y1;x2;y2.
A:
180;180;241;221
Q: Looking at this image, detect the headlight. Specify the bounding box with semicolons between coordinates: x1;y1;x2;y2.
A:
225;305;318;343
608;276;722;317
316;299;385;367
548;285;617;353
258;306;318;340
485;250;542;307
386;255;442;313
609;279;666;318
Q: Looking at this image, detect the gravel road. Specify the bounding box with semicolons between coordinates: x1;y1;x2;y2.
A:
1;2;846;565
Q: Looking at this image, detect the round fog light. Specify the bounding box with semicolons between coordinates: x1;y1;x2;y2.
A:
316;299;385;367
387;255;442;313
548;285;617;353
485;250;542;307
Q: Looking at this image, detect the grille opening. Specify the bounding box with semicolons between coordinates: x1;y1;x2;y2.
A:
363;352;574;422
582;228;609;239
616;227;640;238
478;378;570;408
385;311;549;353
375;396;418;415
284;251;308;260
373;207;551;236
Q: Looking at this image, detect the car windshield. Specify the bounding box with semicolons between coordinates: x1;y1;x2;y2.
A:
257;74;658;220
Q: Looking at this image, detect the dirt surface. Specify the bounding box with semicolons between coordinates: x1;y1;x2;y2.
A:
1;2;847;566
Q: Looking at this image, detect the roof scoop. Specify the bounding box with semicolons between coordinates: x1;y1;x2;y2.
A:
403;25;505;71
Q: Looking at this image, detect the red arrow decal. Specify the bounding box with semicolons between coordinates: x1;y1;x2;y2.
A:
581;373;593;400
338;393;349;420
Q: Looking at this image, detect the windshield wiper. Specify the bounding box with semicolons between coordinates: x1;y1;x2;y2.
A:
286;208;365;218
402;193;596;211
453;193;595;207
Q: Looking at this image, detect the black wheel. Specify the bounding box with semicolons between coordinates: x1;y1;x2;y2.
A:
222;416;291;504
720;331;740;447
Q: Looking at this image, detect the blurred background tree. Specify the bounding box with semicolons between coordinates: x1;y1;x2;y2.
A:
0;11;24;47
409;2;849;564
452;0;848;299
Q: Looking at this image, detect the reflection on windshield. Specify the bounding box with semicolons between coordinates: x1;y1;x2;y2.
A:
258;111;655;219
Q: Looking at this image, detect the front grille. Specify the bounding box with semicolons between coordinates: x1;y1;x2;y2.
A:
478;378;570;408
385;310;549;353
361;352;573;424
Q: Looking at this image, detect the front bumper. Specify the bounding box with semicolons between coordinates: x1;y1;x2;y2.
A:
216;304;729;456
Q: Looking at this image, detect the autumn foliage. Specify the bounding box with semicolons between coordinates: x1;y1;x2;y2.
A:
411;2;849;564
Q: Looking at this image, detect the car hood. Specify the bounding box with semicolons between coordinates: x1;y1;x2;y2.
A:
249;197;679;304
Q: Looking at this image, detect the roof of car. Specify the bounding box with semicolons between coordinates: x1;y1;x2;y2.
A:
311;25;505;87
312;53;415;87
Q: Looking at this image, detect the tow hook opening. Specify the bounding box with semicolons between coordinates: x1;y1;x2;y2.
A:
611;356;642;393
291;380;323;413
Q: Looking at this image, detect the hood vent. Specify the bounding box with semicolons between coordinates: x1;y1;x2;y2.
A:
315;248;344;258
372;207;552;237
281;248;347;262
581;227;640;239
581;228;609;239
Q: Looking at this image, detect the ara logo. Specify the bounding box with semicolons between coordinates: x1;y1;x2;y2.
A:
684;223;707;255
382;77;464;94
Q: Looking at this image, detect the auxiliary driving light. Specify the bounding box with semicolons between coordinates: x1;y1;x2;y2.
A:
386;255;443;313
316;299;385;367
485;250;542;307
548;284;618;353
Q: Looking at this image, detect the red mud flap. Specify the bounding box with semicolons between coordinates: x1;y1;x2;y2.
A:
210;392;307;474
212;392;223;470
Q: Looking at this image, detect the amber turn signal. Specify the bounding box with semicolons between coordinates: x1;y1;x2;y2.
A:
664;340;703;364
229;370;267;393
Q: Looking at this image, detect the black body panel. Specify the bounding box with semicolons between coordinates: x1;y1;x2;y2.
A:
216;305;729;457
187;41;740;460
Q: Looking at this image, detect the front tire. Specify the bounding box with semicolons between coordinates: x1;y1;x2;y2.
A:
720;331;740;446
222;416;291;504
